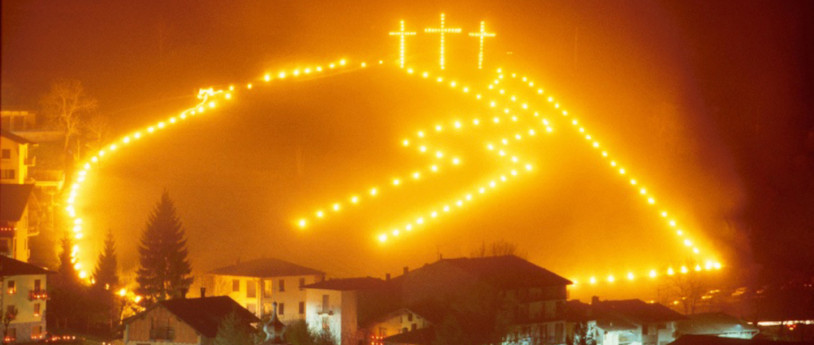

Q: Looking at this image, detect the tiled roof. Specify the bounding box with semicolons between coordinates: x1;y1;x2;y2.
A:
305;277;385;291
440;256;572;288
595;299;686;323
0;256;50;276
209;258;324;278
0;184;34;223
158;296;259;338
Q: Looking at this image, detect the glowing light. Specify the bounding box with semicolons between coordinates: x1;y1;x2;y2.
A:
298;219;307;228
627;272;635;280
649;270;657;278
589;277;597;284
389;20;416;69
607;275;615;283
468;21;495;69
379;234;388;242
424;13;462;70
370;188;378;196
264;74;271;82
350;196;359;204
316;210;324;218
392;178;401;186
667;267;675;275
332;203;341;211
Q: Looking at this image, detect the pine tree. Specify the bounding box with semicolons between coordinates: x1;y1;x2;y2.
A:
135;191;193;302
57;235;81;286
93;229;119;289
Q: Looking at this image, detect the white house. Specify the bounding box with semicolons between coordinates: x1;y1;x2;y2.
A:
567;298;687;345
0;184;35;262
304;277;389;345
0;256;49;343
200;258;325;320
1;130;34;185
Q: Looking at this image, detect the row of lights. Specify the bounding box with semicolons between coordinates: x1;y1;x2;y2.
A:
369;60;724;288
479;68;724;286
65;58;355;289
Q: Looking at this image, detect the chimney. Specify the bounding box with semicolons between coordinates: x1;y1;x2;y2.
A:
200;287;206;298
403;266;409;275
385;273;391;281
591;296;600;305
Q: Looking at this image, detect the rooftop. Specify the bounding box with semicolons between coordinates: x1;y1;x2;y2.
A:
594;299;687;323
305;277;386;291
209;257;324;278
438;255;572;288
0;256;50;276
0;184;34;223
153;296;259;338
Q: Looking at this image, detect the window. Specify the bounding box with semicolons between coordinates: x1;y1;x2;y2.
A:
33;303;41;317
7;327;15;340
407;313;413;321
31;325;42;339
412;323;417;331
299;301;305;314
1;170;14;180
32;325;42;338
247;281;257;298
1;149;10;159
232;279;240;292
322;294;330;313
299;277;306;290
34;279;41;291
401;327;407;334
263;280;272;297
278;303;285;315
7;280;15;294
279;279;285;292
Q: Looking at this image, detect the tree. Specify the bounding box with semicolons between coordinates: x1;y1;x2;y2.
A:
39;79;97;158
136;191;193;302
84;113;110;154
49;235;85;330
93;229;119;290
214;311;254;345
470;240;526;259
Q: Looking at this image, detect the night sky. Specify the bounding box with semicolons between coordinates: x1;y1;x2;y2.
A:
2;1;812;298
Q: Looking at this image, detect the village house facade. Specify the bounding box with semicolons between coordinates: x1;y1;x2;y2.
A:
304;277;390;345
566;298;687;345
0;256;49;343
201;258;325;320
122;296;258;345
0;184;35;262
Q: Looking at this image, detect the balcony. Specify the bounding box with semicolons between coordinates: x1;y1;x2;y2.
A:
29;289;48;301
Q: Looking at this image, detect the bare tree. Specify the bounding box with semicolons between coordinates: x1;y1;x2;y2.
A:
659;264;708;315
84;113;110;153
40;79;98;157
470;240;526;259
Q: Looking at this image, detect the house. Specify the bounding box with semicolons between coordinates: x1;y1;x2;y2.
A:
122;296;259;345
1;130;34;184
201;258;325;320
0;184;36;261
675;313;758;339
304;277;391;345
0;255;50;343
567;297;687;345
0;111;37;133
390;256;572;345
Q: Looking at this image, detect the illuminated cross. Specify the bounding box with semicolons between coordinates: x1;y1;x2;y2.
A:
424;13;461;70
389;20;416;69
468;21;496;70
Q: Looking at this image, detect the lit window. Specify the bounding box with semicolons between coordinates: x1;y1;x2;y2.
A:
7;280;15;294
232;279;240;292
